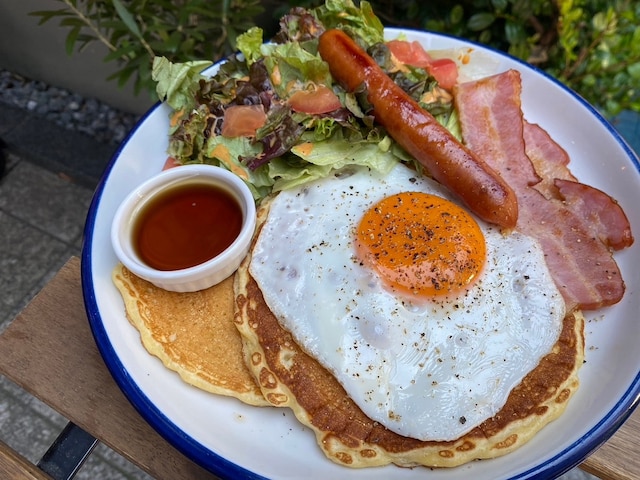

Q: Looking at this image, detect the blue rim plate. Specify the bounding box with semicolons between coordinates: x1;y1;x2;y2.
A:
81;28;640;479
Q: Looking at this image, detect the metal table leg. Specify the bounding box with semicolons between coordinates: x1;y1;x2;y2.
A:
37;422;98;480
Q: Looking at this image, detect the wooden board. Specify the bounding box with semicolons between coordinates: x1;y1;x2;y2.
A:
580;411;640;480
0;256;638;480
0;257;219;480
0;439;52;480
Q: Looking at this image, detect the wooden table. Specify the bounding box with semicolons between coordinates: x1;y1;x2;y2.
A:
0;256;638;480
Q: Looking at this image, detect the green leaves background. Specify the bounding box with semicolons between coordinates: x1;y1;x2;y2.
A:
31;0;263;96
370;0;640;117
31;0;639;117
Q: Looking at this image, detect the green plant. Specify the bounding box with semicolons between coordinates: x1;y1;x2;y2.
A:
551;0;640;116
30;0;265;96
31;0;639;117
366;0;640;117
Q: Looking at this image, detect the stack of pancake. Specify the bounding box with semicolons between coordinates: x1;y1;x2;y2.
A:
112;264;267;406
112;197;585;469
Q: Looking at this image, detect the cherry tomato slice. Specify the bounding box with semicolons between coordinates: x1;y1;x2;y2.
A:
221;104;267;137
427;58;459;90
288;85;342;114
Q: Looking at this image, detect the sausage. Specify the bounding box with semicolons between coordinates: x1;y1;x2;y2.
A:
318;29;518;229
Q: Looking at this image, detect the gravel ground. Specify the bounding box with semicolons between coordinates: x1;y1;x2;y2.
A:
0;68;140;145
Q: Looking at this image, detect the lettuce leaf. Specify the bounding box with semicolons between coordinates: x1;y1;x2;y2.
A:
269;135;399;192
315;0;384;46
204;136;273;199
152;56;212;111
236;27;264;66
261;41;335;98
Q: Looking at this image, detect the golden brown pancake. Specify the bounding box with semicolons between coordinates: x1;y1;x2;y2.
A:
112;263;268;406
233;197;585;468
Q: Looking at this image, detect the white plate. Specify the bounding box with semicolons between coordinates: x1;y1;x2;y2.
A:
81;29;640;479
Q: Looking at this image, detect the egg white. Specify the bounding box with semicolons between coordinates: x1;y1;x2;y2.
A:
249;162;565;441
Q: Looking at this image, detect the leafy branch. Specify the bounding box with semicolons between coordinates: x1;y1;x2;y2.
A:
53;0;118;53
30;0;264;96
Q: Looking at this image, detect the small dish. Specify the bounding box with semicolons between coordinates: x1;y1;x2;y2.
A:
110;164;256;292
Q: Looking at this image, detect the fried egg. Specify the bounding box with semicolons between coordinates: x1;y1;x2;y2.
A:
249;162;565;441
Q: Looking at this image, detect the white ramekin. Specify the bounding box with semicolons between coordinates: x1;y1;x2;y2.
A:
110;164;256;292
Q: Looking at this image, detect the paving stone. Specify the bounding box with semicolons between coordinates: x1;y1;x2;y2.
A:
0;375;66;464
0;211;70;331
76;443;153;480
0;376;68;427
0;106;116;190
2;149;20;173
0;102;28;139
0;160;93;245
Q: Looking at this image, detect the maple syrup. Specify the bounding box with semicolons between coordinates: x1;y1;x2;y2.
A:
133;181;243;271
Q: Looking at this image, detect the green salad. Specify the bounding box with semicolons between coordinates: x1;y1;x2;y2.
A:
151;0;459;199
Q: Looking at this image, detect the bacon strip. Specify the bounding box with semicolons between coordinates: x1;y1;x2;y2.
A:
523;120;633;251
554;179;634;251
454;69;632;311
523;121;575;200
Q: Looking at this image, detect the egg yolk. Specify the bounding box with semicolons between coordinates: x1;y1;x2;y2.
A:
355;191;486;297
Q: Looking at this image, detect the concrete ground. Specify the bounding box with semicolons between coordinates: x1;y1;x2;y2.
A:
2;101;638;478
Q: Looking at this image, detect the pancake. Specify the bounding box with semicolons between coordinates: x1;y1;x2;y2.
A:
233;197;585;468
112;263;268;406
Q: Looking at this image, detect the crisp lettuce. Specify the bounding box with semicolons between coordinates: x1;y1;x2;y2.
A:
166;104;211;159
315;0;384;46
273;0;382;47
152;56;212;111
269;136;397;192
204;136;273;198
236;27;264;66
262;41;334;98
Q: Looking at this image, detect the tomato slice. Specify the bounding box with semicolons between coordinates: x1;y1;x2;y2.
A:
387;40;459;89
221;104;267;137
288;85;342;115
162;157;181;170
386;40;432;68
427;58;458;90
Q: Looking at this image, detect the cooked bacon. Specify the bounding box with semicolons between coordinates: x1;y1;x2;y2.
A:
523;121;576;200
554;179;634;251
454;69;632;311
524;120;633;251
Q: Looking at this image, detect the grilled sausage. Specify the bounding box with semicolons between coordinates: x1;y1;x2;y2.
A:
318;29;518;229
